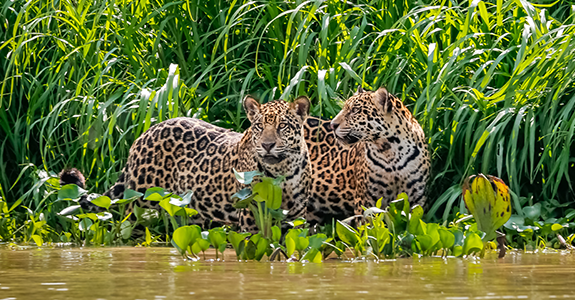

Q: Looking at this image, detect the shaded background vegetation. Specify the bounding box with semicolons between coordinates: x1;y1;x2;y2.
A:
1;0;574;223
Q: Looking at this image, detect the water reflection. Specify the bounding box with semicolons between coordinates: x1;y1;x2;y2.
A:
1;247;575;299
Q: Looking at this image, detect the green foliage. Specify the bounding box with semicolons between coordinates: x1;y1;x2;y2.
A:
0;0;573;230
232;170;286;239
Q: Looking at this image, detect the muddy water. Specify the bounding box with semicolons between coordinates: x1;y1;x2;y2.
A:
1;247;574;299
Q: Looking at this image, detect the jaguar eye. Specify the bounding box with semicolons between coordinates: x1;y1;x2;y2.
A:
352;107;361;114
254;123;263;130
279;123;287;129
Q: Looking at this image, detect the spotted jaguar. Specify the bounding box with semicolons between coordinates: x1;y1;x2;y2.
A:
60;96;312;231
330;87;430;213
304;87;430;224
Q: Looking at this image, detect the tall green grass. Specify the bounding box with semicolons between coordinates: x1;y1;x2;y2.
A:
1;0;574;222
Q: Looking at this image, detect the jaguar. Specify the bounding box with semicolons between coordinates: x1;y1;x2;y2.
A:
330;87;430;214
60;96;312;231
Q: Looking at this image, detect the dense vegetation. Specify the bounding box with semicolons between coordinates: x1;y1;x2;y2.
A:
1;0;575;250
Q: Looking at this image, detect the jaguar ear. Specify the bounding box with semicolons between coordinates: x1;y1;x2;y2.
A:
373;87;392;113
290;96;310;121
243;95;261;122
357;85;365;94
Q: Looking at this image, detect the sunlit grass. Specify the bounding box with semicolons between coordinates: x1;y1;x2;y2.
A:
0;0;574;222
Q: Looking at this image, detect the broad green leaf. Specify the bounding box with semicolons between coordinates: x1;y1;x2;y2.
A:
58;205;82;216
208;228;227;250
438;229;455;249
79;218;93;232
286;237;296;256
233;169;263;185
417;235;433;252
253;177;282;209
172;226;201;255
123;189;144;200
228;231;250;257
551;223;563;231
91;196;112;210
523;203;541;220
408;205;424;234
231;188;255;209
169;192;193;207
144;187;169;201
31;235;43;246
59;184;87;201
463;232;484;255
271;226;281;242
336;220;358;247
159;198;182;216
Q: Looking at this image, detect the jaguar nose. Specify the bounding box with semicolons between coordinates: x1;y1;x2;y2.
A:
331;121;340;131
262;142;275;152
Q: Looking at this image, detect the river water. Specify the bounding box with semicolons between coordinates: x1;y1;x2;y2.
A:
1;247;574;299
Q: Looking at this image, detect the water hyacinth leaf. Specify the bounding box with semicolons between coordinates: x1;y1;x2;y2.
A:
272;226;281;242
255;237;269;261
76;213;99;221
408;205;424;233
115;189;143;204
309;234;327;250
144;187;169;201
58;184;87;201
286;237;296;256
376;197;383;209
439;229;455;249
184;208;198;217
523;203;541;220
228;231;250;257
124;189;144;200
208;228;227;250
173;226;201;255
146;227;152;246
289;218;306;227
244;240;257;260
58;205;82;216
31;234;43;246
453;245;463;257
336;220;359;247
233;169;263;185
551;223;563;231
169;192;193;207
302;248;323;263
91;196;112;209
192;239;211;256
253;177;282;209
298;236;310;251
159;198;182;216
463;232;484;255
268;208;287;221
426;223;441;248
121;221;132;239
417;235;433;252
463;174;511;241
79;218;93;232
231;188;255;209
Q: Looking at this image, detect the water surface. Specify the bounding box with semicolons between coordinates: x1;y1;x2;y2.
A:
1;247;574;299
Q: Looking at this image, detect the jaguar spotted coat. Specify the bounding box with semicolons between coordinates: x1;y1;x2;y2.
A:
330;87;430;214
60;96;312;231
